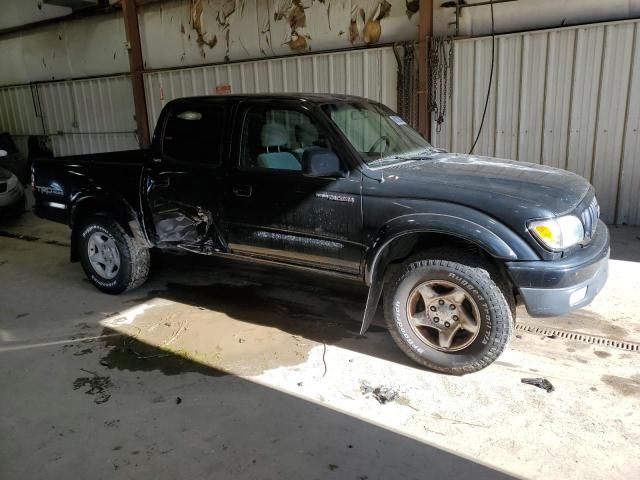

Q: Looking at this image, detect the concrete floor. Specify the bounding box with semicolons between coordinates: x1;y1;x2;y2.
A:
1;207;639;480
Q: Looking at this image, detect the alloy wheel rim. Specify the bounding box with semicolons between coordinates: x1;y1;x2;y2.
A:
406;280;481;352
87;231;121;280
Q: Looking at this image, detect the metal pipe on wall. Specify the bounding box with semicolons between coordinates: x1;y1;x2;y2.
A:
418;0;433;140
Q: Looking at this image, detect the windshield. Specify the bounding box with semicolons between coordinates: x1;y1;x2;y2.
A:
322;102;436;167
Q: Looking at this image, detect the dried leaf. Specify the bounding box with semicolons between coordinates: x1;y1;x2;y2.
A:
288;0;306;30
376;0;392;21
363;20;381;44
286;32;308;51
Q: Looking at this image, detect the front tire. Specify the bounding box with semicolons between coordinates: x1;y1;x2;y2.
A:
78;216;150;294
384;249;513;374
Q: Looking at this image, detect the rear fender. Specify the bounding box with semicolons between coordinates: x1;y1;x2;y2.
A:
69;194;149;262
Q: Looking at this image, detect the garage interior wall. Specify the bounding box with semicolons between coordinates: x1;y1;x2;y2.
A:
0;2;639;226
144;47;398;129
0;46;398;158
432;19;640;226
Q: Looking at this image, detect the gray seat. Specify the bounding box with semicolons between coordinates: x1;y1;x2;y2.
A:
294;122;319;159
257;123;301;171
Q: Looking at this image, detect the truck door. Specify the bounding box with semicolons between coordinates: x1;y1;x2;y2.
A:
143;101;229;252
223;101;364;275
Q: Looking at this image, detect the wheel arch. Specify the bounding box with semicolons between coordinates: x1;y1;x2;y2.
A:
359;210;537;334
364;212;538;286
69;194;148;262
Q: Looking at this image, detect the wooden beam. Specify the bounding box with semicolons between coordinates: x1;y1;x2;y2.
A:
418;0;433;141
122;0;150;148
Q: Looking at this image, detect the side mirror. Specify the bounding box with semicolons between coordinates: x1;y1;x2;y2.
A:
0;149;7;158
302;148;344;178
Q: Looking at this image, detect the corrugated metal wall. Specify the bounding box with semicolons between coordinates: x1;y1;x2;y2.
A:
143;47;398;131
433;19;640;225
37;75;138;156
0;47;397;159
0;74;137;157
0;84;43;156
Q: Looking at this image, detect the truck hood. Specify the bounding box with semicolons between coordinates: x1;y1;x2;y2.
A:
379;153;590;216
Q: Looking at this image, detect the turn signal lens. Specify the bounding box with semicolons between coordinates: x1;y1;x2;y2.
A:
532;224;554;240
528;216;584;251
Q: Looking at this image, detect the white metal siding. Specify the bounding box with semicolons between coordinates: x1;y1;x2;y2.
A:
143;47;398;131
1;48;397;159
0;74;138;157
37;75;138;156
434;19;640;225
0;84;44;157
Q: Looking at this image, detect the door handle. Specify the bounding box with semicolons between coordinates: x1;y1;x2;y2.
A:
232;184;252;197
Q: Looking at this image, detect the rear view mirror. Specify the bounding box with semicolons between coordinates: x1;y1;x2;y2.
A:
0;149;7;157
302;148;344;178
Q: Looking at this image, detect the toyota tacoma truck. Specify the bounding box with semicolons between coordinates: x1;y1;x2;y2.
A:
33;94;609;374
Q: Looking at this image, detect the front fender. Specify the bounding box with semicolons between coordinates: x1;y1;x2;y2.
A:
365;206;539;286
358;205;539;334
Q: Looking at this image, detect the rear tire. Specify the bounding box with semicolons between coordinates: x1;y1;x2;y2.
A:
78;216;150;294
384;249;513;374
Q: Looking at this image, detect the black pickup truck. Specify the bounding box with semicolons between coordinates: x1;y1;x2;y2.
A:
33;94;609;374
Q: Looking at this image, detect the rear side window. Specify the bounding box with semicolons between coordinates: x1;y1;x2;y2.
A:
162;104;226;165
239;106;335;172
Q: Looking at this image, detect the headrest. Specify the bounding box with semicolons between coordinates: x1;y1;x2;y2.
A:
295;122;319;145
261;123;289;147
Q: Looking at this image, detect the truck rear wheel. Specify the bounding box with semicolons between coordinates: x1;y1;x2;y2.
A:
383;249;512;374
78;216;150;294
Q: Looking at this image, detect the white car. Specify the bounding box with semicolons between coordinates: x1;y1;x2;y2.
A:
0;149;25;218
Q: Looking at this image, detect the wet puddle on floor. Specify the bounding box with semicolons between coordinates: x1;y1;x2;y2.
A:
99;331;226;377
98;282;365;377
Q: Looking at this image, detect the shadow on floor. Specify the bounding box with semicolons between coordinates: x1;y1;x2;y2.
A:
1;327;515;480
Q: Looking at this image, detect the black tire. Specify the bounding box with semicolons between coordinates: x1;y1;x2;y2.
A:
384;249;513;375
78;216;150;294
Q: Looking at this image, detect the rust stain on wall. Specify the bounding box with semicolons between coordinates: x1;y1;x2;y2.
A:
190;0;218;57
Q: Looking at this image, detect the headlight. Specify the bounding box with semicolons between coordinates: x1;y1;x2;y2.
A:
529;215;584;250
6;174;18;191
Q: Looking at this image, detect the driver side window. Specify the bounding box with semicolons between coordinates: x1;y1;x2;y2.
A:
239;106;334;172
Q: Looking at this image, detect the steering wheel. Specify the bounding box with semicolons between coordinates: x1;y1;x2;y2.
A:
368;135;390;156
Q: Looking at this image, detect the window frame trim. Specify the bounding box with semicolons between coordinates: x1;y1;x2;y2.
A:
160;102;227;168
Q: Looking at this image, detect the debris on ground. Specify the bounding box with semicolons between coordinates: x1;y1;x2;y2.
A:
521;377;555;393
360;381;399;404
176;396;182;404
72;368;112;404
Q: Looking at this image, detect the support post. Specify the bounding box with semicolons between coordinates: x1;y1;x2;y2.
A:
418;0;433;141
122;0;150;148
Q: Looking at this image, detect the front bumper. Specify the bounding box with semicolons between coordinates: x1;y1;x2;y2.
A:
506;220;610;317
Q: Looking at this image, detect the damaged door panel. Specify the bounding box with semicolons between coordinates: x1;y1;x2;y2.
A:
143;100;230;253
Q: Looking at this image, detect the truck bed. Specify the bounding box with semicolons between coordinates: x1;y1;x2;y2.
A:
33;149;147;226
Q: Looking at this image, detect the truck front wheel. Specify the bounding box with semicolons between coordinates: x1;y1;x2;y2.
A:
78;216;150;294
384;249;513;374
